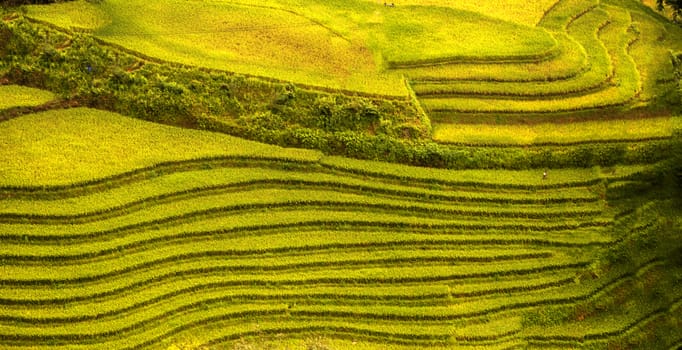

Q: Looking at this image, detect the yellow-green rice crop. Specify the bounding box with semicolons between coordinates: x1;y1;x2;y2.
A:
432;116;674;145
420;5;643;115
368;5;557;66
24;0;556;95
0;108;320;186
320;156;626;187
400;33;588;83
628;12;679;102
0;85;56;110
410;7;616;98
19;0;110;30
381;0;559;26
0;167;598;216
3;0;681;348
26;0;400;95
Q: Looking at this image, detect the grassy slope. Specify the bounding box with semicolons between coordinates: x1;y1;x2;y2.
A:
0;107;628;188
0;108;321;186
1;106;679;349
432;116;680;145
0;109;608;348
3;0;682;347
418;0;682;145
0;85;56;109
24;0;555;95
382;0;559;26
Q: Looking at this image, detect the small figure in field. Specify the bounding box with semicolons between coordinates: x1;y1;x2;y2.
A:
543;170;547;180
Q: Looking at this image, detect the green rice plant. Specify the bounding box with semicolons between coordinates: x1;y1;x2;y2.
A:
23;0;558;95
0;167;600;216
432;116;674;145
0;108;321;187
410;74;606;99
0;317;456;349
2;1;680;348
373;6;558;67
410;8;614;98
602;5;642;93
0;283;452;320
0;85;55;110
0;185;606;226
420;7;643;115
526;301;682;343
0;198;616;244
628;11;679;102
321;156;639;188
190;319;457;349
2;269;591;327
3;267;601;334
448;270;578;298
538;0;600;31
289;274;610;321
0;245;564;281
524;273;682;344
0;264;600;347
451;315;522;341
389;0;558;26
0;198;615;240
422;4;648;116
25;0;406;96
0;303;291;347
0;226;612;268
0;253;592;297
16;0;110;31
400;33;588;83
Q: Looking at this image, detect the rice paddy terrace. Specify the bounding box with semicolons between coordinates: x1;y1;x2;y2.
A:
1;0;682;349
0;94;680;349
23;0;682;125
404;0;682;140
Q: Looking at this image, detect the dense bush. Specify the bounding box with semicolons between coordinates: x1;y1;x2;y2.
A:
2;0;69;6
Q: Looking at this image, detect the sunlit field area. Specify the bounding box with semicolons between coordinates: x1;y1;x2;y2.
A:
25;0;557;95
0;85;55;109
1;103;680;349
2;0;682;348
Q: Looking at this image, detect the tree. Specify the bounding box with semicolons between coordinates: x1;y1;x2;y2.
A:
657;0;682;21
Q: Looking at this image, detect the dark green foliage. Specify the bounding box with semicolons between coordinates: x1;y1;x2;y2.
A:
308;96;381;132
1;0;67;7
657;0;682;20
0;16;428;149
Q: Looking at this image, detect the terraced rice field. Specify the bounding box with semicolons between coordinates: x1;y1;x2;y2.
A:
1;106;679;349
23;0;558;96
432;116;680;145
3;0;682;348
24;0;682;146
403;0;682;142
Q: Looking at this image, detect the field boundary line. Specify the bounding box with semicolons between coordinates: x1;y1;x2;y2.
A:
0;197;604;224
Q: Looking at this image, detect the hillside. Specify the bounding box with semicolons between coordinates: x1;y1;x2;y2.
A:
1;0;681;349
0;93;680;350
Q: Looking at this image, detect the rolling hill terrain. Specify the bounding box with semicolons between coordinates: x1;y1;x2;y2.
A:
1;0;681;349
